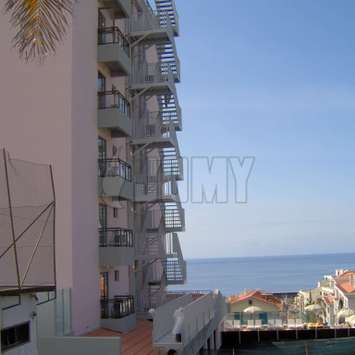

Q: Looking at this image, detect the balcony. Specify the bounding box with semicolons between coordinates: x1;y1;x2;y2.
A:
130;62;176;95
101;296;136;332
100;0;131;18
98;159;133;200
99;228;134;266
98;91;132;137
97;27;130;76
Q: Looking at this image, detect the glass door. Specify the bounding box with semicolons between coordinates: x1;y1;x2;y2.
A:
97;72;106;108
98;136;107;177
100;272;109;299
98;10;106;44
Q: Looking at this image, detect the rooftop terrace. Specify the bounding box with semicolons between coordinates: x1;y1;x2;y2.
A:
87;320;157;355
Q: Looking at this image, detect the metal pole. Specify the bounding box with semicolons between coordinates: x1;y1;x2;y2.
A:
305;343;309;355
3;149;21;292
49;165;57;295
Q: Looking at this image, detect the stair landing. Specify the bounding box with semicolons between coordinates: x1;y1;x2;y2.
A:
86;320;157;355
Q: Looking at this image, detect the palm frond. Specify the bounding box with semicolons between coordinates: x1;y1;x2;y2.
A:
4;0;75;61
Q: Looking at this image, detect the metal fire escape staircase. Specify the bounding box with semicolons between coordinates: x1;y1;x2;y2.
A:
165;233;186;285
132;0;185;313
156;0;179;35
136;210;168;311
129;0;179;98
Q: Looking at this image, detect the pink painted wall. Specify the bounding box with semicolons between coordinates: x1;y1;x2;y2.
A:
71;0;100;334
0;0;100;335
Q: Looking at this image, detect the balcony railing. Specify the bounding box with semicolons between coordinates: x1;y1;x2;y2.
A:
98;26;130;56
101;296;135;319
98;158;132;181
98;90;130;116
131;9;174;34
99;228;134;247
132;62;173;86
134;111;176;141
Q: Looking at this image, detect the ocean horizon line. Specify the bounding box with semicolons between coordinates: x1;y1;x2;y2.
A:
185;251;355;262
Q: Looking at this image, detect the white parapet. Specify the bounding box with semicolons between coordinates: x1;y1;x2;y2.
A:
38;336;121;355
1;294;38;355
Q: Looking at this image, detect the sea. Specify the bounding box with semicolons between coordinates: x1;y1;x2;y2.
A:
169;253;355;295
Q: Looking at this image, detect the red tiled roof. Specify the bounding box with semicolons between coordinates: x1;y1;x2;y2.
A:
335;270;355;294
86;320;157;355
227;290;282;310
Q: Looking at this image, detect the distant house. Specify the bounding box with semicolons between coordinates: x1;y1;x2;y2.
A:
333;270;355;323
296;269;355;327
227;290;283;324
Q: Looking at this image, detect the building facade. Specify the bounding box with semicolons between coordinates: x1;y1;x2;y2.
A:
296;269;355;327
0;0;185;336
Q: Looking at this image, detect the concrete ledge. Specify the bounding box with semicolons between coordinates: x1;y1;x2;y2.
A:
98;176;133;200
101;313;137;333
38;336;121;355
98;44;131;76
98;108;132;137
100;246;135;266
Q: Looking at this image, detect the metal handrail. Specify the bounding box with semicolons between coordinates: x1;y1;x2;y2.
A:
97;90;130;116
131;61;175;87
98;26;130;56
98;158;132;181
101;296;135;319
99;228;134;247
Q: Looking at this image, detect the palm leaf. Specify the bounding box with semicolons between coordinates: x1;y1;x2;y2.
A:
4;0;75;61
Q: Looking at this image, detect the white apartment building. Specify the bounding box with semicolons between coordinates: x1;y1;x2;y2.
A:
0;2;226;354
0;0;186;336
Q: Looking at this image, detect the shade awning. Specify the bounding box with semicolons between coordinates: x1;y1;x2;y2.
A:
243;306;263;314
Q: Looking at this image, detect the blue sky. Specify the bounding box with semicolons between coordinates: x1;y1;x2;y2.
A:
175;0;355;258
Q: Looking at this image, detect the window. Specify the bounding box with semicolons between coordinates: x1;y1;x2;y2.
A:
98;10;107;44
98;136;107;160
98;10;106;29
1;322;30;352
99;204;107;229
100;272;109;299
97;72;106;93
97;72;106;109
113;208;118;218
114;270;120;281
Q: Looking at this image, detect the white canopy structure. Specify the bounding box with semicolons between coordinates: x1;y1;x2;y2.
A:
243;306;262;314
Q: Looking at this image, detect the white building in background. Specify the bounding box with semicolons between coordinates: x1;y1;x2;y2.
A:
296;269;355;327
